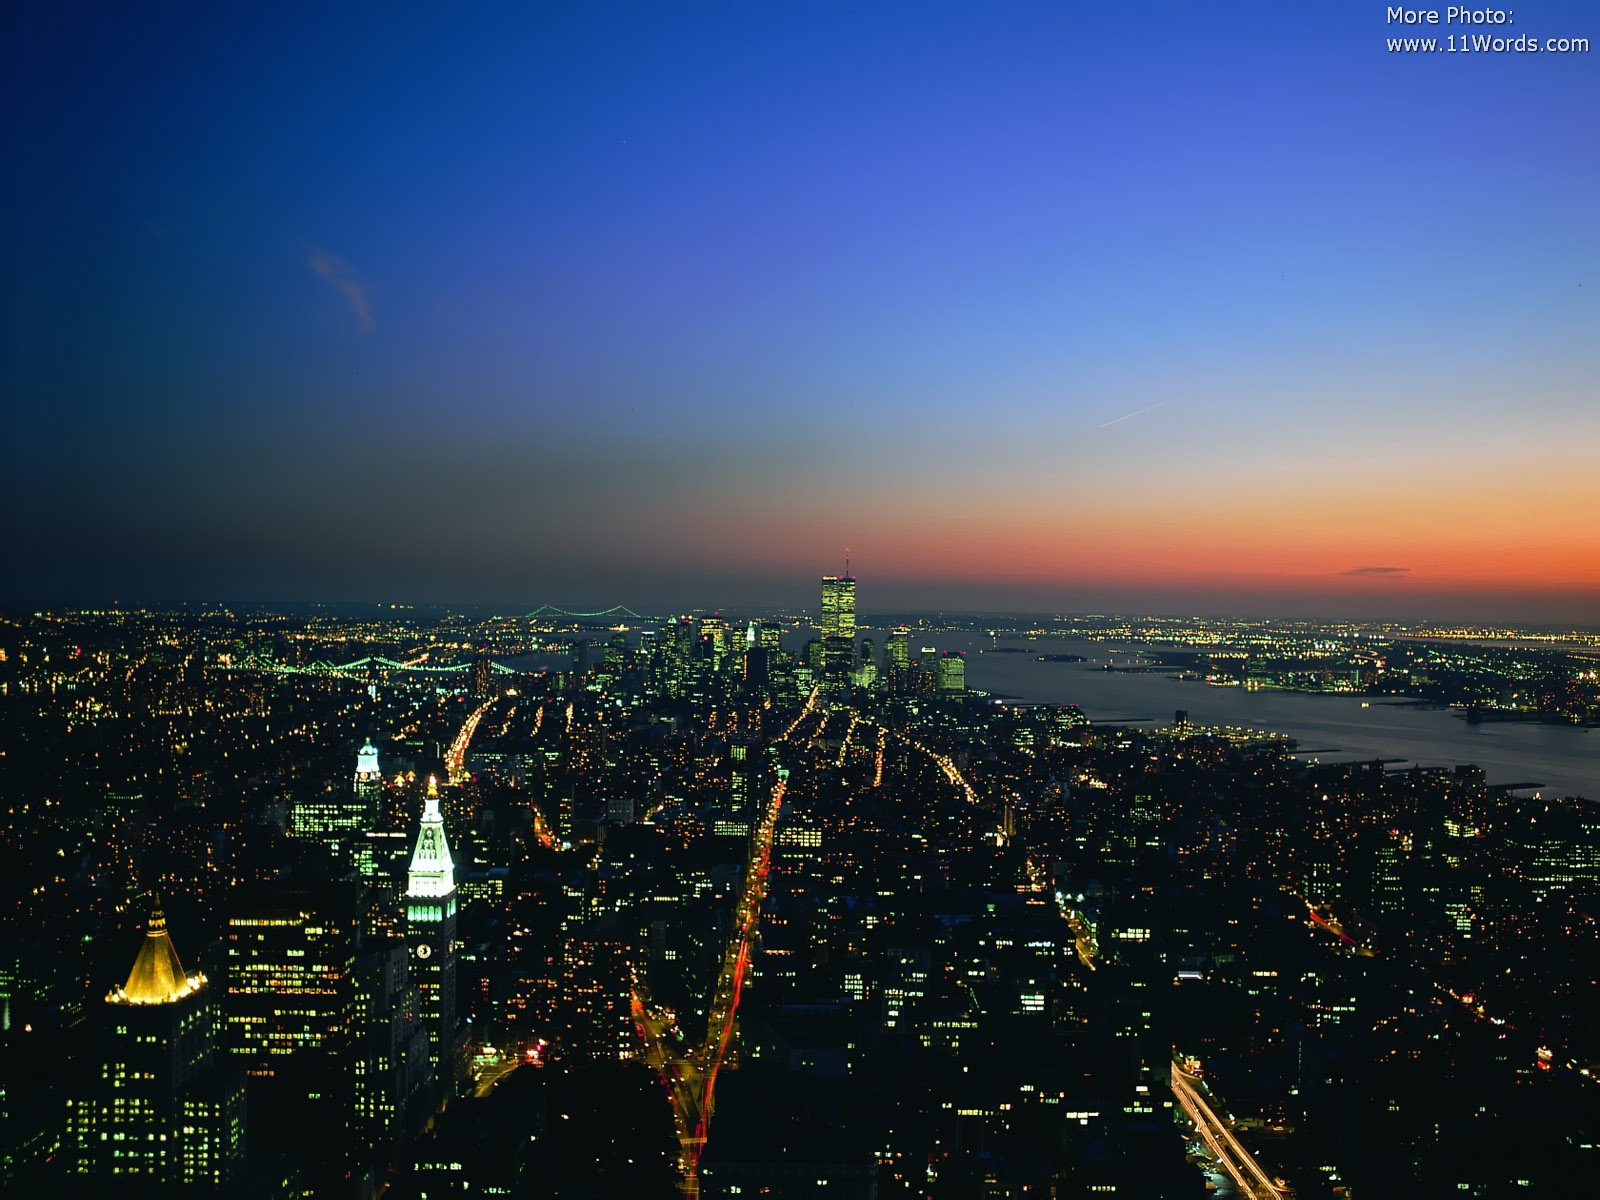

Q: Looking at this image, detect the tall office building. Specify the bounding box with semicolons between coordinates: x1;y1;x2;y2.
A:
68;899;245;1191
884;625;911;693
660;617;693;697
598;632;628;686
224;887;359;1167
937;650;966;694
406;791;459;1101
291;741;384;865
885;626;910;671
718;740;760;837
699;614;728;671
742;642;770;699
820;573;857;691
353;943;430;1155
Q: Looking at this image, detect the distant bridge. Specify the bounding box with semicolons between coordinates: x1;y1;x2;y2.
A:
520;604;649;620
216;654;521;677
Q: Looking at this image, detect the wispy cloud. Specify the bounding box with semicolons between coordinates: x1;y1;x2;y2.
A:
308;247;373;331
1342;566;1410;577
1097;399;1170;429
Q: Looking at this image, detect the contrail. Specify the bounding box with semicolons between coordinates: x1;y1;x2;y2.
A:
1097;399;1171;429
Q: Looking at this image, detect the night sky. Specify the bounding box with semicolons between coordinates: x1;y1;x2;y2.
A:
5;1;1597;618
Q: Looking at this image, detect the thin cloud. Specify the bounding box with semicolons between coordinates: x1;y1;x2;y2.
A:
1097;399;1171;429
308;247;374;331
1342;566;1410;576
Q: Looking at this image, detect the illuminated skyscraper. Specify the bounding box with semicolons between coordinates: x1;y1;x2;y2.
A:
598;632;628;686
223;887;359;1167
720;739;757;837
68;899;245;1191
854;637;877;688
937;650;966;694
699;614;728;670
406;790;459;1101
660;617;693;697
885;626;910;671
820;573;856;690
354;739;382;821
353;943;430;1154
292;740;384;865
884;625;911;693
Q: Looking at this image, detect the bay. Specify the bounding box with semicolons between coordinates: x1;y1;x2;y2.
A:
891;633;1598;802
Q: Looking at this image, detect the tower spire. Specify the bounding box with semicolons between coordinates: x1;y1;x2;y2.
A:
408;790;456;898
110;893;200;1005
406;791;459;1099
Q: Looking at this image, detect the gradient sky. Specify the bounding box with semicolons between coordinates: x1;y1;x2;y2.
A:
5;1;1598;619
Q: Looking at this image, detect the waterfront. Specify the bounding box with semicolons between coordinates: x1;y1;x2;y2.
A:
521;627;1596;802
933;634;1597;802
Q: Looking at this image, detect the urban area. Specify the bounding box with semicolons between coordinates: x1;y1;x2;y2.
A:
3;575;1599;1198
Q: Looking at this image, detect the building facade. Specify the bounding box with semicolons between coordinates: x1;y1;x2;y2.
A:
405;788;459;1102
68;901;245;1192
291;741;384;867
820;574;857;691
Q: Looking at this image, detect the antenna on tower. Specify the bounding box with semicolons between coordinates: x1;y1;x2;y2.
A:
845;547;851;579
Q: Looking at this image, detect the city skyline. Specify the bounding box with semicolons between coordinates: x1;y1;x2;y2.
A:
5;2;1598;619
8;597;1598;1196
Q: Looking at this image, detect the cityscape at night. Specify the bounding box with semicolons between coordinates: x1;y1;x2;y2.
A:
4;2;1599;1198
3;594;1599;1196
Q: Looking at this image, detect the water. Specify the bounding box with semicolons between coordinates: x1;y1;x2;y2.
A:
903;633;1598;801
501;629;1597;801
499;650;580;673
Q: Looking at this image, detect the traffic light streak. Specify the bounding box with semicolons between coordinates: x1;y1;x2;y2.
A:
636;690;815;1193
1170;1061;1284;1200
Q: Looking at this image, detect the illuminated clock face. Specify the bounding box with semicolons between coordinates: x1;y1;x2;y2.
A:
416;943;432;959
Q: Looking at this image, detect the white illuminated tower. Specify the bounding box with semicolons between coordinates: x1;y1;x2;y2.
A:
355;739;381;822
405;781;457;1098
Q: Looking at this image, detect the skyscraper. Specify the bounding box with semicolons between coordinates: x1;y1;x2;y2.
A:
69;900;245;1191
721;739;757;837
355;739;382;822
353;943;430;1155
291;740;384;866
937;650;966;694
884;625;911;693
885;626;910;671
820;573;856;691
223;886;359;1168
406;790;459;1102
699;614;727;671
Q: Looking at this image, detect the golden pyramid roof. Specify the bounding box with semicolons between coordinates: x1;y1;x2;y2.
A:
109;901;201;1006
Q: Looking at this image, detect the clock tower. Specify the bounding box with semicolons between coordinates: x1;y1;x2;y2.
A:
406;778;457;1100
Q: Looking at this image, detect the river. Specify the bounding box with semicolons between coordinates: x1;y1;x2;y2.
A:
887;633;1598;802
